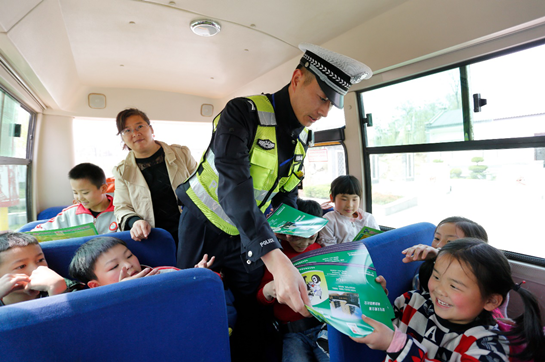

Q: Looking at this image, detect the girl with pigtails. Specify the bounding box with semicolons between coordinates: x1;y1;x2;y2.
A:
351;238;545;361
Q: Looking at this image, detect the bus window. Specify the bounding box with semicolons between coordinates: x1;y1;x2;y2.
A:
359;42;545;260
370;149;544;257
0;89;34;231
364;68;463;147
469;44;545;140
309;106;346;132
73;118;211;177
300;144;346;205
300;106;349;204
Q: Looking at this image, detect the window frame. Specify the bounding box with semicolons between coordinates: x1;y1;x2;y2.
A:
357;39;545;266
0;84;37;225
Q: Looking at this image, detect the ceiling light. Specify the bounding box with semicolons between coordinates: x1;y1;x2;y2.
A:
190;20;221;37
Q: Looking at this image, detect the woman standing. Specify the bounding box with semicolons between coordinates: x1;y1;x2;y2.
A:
113;108;197;243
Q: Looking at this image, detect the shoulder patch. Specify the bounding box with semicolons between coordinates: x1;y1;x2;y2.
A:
294;154;304;162
257;139;275;150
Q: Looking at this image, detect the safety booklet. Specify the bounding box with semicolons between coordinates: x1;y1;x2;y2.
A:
26;223;98;242
352;226;384;241
291;242;394;337
266;203;328;238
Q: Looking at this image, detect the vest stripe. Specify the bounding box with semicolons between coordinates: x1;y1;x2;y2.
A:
185;95;308;235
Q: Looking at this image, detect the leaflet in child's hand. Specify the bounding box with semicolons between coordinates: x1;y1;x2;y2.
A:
352;226;383;242
267;203;328;238
26;223;98;242
291;242;394;338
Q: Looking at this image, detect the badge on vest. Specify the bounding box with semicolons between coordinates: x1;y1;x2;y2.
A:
294;154;303;162
257;139;275;150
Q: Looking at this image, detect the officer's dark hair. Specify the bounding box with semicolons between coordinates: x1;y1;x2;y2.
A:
311;274;321;283
296;198;322;218
0;232;39;266
68;163;106;189
295;64;316;85
330;175;362;199
69;237;127;283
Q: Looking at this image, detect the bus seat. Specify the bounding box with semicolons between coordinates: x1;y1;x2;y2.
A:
37;205;68;220
17;220;47;232
328;222;435;362
322;206;334;215
40;229;176;279
0;268;231;362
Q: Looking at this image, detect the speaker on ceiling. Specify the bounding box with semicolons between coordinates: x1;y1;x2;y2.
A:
88;93;106;109
201;104;214;117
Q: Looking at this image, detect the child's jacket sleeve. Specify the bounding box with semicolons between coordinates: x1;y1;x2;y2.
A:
31;206;76;231
317;212;337;247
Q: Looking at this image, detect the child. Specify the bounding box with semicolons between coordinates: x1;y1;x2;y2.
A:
69;236;214;287
351;238;545;361
32;163;119;234
318;175;379;246
401;216;487;264
68;236;235;333
0;232;83;306
402;216;488;292
257;198;329;362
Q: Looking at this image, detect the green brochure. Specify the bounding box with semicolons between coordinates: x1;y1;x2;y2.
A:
27;223;99;242
353;226;384;241
292;242;394;338
267;203;328;238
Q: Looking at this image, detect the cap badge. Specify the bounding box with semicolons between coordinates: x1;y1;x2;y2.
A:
351;73;368;84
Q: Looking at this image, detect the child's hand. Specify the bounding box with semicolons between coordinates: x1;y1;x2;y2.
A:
401;244;439;263
28;266;67;296
0;273;30;299
350;314;394;351
263;281;277;301
195;254;215;269
375;275;388;296
130;220;152;241
118;266;159;282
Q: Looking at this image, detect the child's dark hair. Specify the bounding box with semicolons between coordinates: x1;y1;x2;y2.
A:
439;238;545;360
0;232;39;265
330;175;362;199
420;216;488;292
69;237;127;283
437;216;488;241
296;198;323;218
68;163;106;189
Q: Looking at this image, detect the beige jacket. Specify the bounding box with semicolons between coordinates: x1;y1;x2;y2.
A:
112;141;198;230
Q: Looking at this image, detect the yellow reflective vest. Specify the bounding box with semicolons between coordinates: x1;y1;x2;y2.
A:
185;95;311;235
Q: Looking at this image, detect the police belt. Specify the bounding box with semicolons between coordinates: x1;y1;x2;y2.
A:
279;317;322;334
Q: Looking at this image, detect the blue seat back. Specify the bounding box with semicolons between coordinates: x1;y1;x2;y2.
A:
18;220;47;232
37;205;68;220
40;229;176;279
0;268;230;361
329;222;435;362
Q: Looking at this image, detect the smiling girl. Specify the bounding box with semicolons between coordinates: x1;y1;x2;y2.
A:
318;175;379;246
351;238;545;361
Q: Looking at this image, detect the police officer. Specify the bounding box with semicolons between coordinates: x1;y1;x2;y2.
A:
176;43;372;360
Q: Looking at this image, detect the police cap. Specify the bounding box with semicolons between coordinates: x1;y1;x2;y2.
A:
299;43;372;109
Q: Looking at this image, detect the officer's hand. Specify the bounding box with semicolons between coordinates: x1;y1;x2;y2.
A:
262;249;311;317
